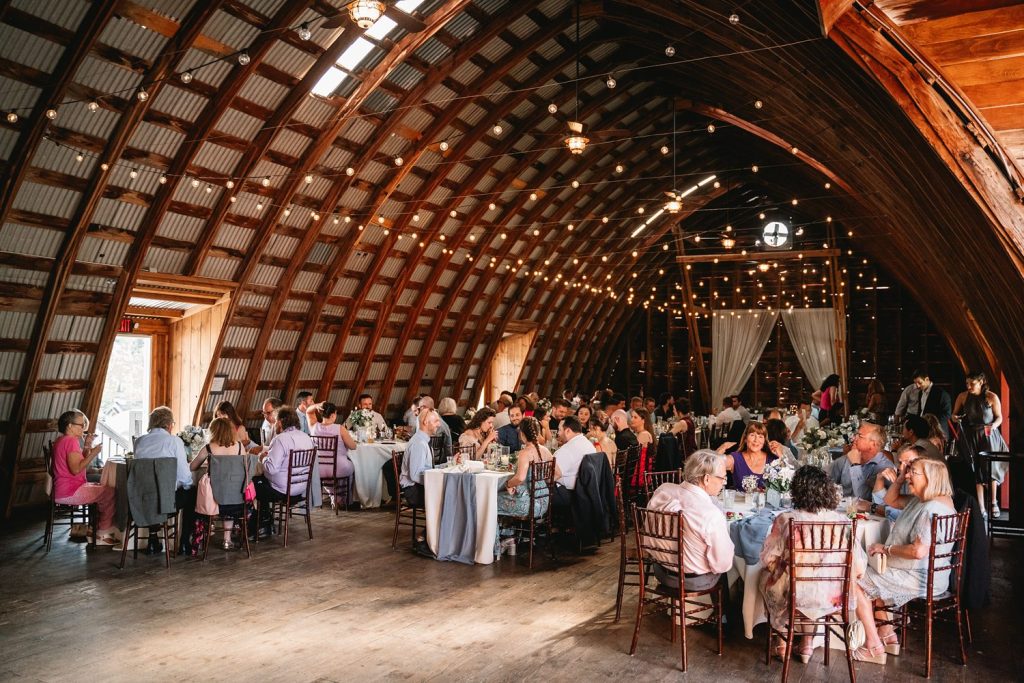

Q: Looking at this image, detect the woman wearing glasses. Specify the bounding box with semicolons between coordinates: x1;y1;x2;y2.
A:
849;458;956;664
52;410;118;545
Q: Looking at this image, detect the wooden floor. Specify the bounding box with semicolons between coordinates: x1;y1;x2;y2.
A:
1;507;1021;682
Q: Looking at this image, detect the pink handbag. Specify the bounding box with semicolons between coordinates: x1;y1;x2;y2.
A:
243;451;256;503
195;473;219;516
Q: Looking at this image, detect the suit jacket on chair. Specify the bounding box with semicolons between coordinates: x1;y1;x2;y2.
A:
571;452;617;548
126;457;178;527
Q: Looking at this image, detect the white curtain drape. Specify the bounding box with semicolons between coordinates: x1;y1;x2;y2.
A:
781;308;843;390
711;310;779;406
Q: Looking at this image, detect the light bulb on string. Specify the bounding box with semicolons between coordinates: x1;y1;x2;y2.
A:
606;75;616;89
180;71;193;84
345;167;355;176
6;111;18;123
87;101;100;112
261;176;271;187
136;89;149;102
298;23;311;41
45;108;57;120
665;45;676;57
238;52;250;65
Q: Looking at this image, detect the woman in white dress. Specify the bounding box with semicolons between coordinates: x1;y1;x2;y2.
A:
850;457;957;664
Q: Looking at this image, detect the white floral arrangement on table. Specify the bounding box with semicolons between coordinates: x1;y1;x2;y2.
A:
833;416;860;444
348;409;374;429
741;475;760;494
536;397;552;413
464;406;476;420
800;427;832;451
177;426;205;461
763;459;796;493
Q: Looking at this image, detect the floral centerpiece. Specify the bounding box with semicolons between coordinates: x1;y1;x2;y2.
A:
741;475;760;494
348;408;374;442
536;397;552;413
177;426;205;462
464;406;476;420
800;427;832;451
763;459;796;507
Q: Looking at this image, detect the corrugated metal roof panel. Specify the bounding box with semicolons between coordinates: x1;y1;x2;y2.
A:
129;297;191;310
341;117;378;147
335;361;357;380
216;108;264;140
224;325;258;348
264;232;300;259
0;221;63;257
201;5;259;50
12;183;79;220
280;297;310;313
29;390;85;421
128;120;183;158
156;212;205;242
299;360;326;381
268;126;310;158
66;274;114;294
213;222;254;251
308;332;334;354
39;352;93;381
376;337;397;355
143;246;189;273
0;352;24;381
250;263;284;287
198;256;237;280
0;311;36;338
178;49;233;89
366;361;386;381
321;303;343;317
99;15;170;62
50;315;104;343
294;95;336;128
11;0;89;29
261;38;317;79
403;339;422;356
192;141;242;175
239;291;270;308
292;270;322;292
73;55;143;103
342;335;364;354
268;328;299;351
0;26;64;72
216;357;248;380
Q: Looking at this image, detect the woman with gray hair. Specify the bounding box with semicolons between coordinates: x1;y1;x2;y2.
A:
437;397;465;441
645;449;735;592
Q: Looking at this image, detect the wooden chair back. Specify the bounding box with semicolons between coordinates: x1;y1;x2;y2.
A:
631;505;684;575
644;469;682;498
527;459;556;517
429;434;447;465
927;510;970;599
786;520;856;608
286;448;317;502
390;449;404;490
311;434;339;477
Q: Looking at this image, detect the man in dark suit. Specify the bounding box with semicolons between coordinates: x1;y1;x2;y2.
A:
914;370;952;439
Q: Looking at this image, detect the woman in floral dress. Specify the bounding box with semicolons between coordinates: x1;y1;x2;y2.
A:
497;417;560;518
759;465;866;663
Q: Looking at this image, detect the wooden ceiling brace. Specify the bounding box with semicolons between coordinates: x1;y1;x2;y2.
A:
677;248;842;264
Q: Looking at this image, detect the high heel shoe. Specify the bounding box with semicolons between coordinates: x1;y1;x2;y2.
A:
881;632;900;656
852;645;887;664
795;640;814;664
772;637;788;662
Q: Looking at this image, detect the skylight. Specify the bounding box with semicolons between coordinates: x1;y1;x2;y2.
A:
312;67;347;96
338;37;375;70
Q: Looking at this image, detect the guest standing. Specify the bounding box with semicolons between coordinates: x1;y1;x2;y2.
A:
295;391;315;434
952;370;1009;517
864;379;886;417
760;465;866;662
51;410;117;545
819;374;843;425
850;458;957;663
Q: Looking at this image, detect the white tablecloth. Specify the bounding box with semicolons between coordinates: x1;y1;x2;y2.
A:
423;468;512;565
349;442;406;508
726;498;889;640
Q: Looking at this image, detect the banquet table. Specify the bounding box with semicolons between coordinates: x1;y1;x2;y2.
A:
724;496;890;640
423;467;512;565
348;441;407;508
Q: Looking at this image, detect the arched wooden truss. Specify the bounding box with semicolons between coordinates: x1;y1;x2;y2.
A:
1;0;1023;512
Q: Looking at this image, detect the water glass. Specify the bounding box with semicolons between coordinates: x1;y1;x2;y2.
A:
445;457;453;468
724;489;736;510
834;484;844;506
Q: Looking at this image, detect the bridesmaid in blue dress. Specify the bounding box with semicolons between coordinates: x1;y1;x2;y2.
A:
497;417;560;518
719;421;777;489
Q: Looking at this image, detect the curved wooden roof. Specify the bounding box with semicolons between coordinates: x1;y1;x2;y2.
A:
1;0;1023;493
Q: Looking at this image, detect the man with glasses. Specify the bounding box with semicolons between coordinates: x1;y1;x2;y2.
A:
830;422;893;500
259;397;283;449
133;406;191;554
646;449;734;592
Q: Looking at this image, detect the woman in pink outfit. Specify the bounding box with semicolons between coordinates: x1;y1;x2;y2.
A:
307;401;357;506
52;410;117;545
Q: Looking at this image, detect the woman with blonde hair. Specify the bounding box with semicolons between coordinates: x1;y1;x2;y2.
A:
850;458;957;663
437;397;466;441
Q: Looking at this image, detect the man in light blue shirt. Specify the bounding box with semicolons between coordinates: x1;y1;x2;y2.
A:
830;422;893;500
133;406;191;554
399;407;439;552
295;391;314;434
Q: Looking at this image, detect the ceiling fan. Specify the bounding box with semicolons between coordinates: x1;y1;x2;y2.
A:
321;1;426;33
548;0;629;154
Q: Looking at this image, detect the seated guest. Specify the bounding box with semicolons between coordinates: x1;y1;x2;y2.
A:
496;405;524;452
399;407;440;550
404;395;423;431
611;409;639;452
646;450;734;592
551;416;592;508
189;417;250;550
830;422;892;500
644;397;657;414
498;417;559;520
52;410;117;545
492;394;513;430
765;418;799;464
259;397;283;449
306;401;356;507
134;406;193;553
349;393;387;432
459;407;496;460
653;392;674;421
851;458;957;663
893;414;941;461
870;445;927;521
575;404;592;426
548;399;571;433
214;400;251;448
922;414;946;456
254;408;315;537
629;396;643;416
669;397;697;457
785;399;818;443
587;416;618;469
438;397;466;441
418;397;452;457
517;395;535;417
533;406;553;444
720;421;777;489
630;408;656;487
295;391;315;434
760;465;866;662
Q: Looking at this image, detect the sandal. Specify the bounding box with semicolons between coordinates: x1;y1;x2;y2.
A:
990;504;1001;519
796;638;814;664
852;645;887;664
772;637;788;662
881;632;900;656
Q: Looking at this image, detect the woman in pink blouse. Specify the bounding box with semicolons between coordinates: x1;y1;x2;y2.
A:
306;401;356;506
52;410;117;545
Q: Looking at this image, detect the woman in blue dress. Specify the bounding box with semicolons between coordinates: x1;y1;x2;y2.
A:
497;417;560;518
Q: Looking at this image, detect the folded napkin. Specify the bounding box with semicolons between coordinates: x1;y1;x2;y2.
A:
729;507;781;565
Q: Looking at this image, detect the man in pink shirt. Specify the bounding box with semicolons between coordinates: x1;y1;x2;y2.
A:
646;449;735;592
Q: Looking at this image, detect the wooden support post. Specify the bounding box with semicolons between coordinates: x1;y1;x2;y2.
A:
827;223;849;414
673;225;710;410
645;305;654;399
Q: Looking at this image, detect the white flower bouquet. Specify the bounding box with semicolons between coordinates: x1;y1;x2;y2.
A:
741;475;760;494
800;427;831;450
177;426;205;461
536;397;552;413
763;459;796;493
348;408;374;429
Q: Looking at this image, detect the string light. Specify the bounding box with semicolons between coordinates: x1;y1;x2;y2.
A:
665;45;676;57
136;90;149;102
237;52;250;65
87;101;100;112
606;75;616;89
345;167;355;176
180;71;193;84
45;108;57;120
6;112;18;123
298;23;311;41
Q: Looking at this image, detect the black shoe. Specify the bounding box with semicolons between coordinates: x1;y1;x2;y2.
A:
412;540;435;558
146;539;164;555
